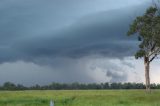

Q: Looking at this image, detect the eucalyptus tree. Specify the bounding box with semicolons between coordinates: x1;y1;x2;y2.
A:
127;7;160;91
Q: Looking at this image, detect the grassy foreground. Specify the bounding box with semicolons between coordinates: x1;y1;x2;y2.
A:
0;90;160;106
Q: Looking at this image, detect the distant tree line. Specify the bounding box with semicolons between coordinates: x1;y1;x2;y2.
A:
0;82;160;90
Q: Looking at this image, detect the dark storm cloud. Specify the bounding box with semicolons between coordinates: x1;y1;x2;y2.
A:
0;1;150;63
0;0;152;85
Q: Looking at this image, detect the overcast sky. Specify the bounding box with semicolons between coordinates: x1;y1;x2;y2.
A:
0;0;159;86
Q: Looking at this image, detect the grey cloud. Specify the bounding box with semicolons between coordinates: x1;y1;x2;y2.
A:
1;0;142;41
0;56;139;85
106;70;127;82
0;0;151;64
95;60;128;82
1;4;147;64
122;61;135;69
0;0;152;85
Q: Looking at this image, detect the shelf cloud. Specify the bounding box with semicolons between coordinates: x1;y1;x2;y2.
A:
0;0;155;85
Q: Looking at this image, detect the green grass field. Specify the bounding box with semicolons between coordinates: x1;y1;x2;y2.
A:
0;90;160;106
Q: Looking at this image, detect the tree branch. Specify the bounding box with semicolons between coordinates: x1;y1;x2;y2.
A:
149;54;157;62
149;47;160;57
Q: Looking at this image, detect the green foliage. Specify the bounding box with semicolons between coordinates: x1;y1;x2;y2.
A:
128;7;160;59
2;82;160;90
135;50;146;59
3;82;17;90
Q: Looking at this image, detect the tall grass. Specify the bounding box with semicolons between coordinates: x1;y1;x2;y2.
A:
0;90;160;106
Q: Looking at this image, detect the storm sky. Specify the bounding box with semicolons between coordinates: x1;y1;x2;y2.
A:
0;0;159;86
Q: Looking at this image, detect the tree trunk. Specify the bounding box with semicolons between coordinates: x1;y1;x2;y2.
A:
144;56;150;92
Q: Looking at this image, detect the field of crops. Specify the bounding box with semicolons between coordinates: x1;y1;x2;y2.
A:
0;90;160;106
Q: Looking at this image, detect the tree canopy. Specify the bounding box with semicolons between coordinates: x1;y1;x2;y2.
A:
128;7;160;60
1;82;160;90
